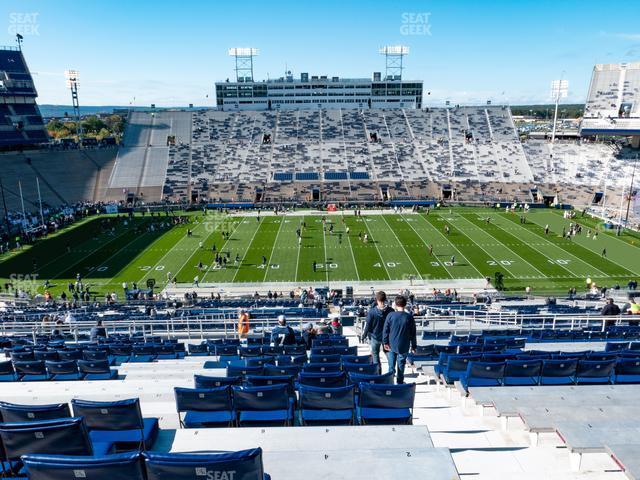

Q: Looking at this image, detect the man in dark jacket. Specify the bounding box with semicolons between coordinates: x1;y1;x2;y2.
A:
270;315;296;346
90;320;107;342
601;298;621;317
362;291;394;369
383;295;417;384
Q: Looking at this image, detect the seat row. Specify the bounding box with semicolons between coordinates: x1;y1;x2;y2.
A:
0;359;117;382
421;327;640;342
456;358;640;391
175;381;416;427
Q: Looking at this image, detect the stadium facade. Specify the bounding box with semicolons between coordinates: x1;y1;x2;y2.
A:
215;73;423;111
0;46;48;148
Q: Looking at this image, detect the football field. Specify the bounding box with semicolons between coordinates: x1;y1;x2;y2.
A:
1;207;639;295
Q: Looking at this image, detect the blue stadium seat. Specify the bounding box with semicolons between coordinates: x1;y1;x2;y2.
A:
347;371;394;387
143;448;269;480
22;452;146;480
71;399;159;451
302;362;341;373
0;361;18;382
245;375;295;396
194;375;242;389
78;359;118;380
282;345;306;355
83;350;110;362
175;386;235;428
233;384;293;427
298;371;347;388
0;418;97;476
10;351;35;362
614;359;640;384
605;342;631;352
342;362;378;375
309;354;341;364
188;343;209;356
357;383;416;425
45;360;82;381
575;360;616;385
539;359;578;385
214;344;240;356
440;355;480;383
503;360;542;386
459;361;506;390
299;385;356;425
110;345;132;363
341;355;372;364
34;351;59;362
0;402;70;423
227;364;264;378
13;360;50;381
57;350;83;361
264;364;301;377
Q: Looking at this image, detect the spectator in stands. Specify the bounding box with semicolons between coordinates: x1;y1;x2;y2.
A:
237;309;250;339
383;295;417;384
601;298;621;317
362;291;394;369
90;320;107;342
270;315;296;346
301;322;317;350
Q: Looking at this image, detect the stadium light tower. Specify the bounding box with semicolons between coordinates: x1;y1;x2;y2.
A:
379;45;409;80
550;78;569;145
228;48;259;82
65;69;83;139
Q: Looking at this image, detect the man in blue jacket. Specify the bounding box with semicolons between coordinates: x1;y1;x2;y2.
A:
270;315;296;346
383;295;417;384
362;291;394;370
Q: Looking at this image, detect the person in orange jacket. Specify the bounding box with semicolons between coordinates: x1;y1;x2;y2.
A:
238;309;250;338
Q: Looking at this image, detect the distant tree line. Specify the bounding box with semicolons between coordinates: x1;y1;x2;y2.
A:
510;104;584;119
46;114;125;141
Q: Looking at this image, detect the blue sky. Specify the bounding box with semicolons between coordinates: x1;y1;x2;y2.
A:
2;0;640;106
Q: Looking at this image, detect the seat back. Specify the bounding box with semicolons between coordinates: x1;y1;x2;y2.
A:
57;350;83;361
264;364;301;376
466;361;506;379
45;360;78;375
245;375;294;393
342;362;378;375
309;354;341;364
0;360;16;377
78;359;112;374
13;360;47;376
23;451;146;480
303;362;341;373
174;386;233;412
232;384;289;411
341;355;372;364
358;383;416;409
299;385;355;410
194;375;242;389
143;448;265;480
0;417;93;460
299;371;347;388
0;402;71;423
576;360;616;378
34;351;59;362
10;351;35;361
226;364;264;378
83;350;109;361
504;360;542;377
348;371;395;386
71;398;143;431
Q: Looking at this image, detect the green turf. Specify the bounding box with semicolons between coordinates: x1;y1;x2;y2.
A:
1;207;639;296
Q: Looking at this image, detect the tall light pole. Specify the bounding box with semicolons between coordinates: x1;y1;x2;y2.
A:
550;78;568;146
65;70;82;140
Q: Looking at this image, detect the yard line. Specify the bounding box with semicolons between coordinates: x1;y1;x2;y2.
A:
263;216;284;282
200;217;245;283
454;213;547;277
295;218;302;283
139;220;211;284
380;214;422;280
492;214;609;278
345;222;361;281
232;218;264;283
400;213;453;279
415;213;485;278
359;216;392;279
321;220;330;284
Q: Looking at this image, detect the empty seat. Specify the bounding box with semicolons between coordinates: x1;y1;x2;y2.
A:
459;361;506;390
57;349;83;361
539;359;578;385
143;448;268;480
188;343;209;356
575;360;615;385
298;371;347;388
0;360;18;382
341;354;372;364
13;360;50;381
503;360;542;386
23;451;146;480
299;384;355;425
614;359;640;384
342;362;378;375
34;351;59;362
194;375;242;389
46;360;82;381
264;364;301;377
175;386;235;428
357;382;415;425
348;371;395;387
227;364;264;378
71;398;159;451
233;384;293;427
302;362;341;373
0;402;71;423
78;359;118;380
309;354;341;364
